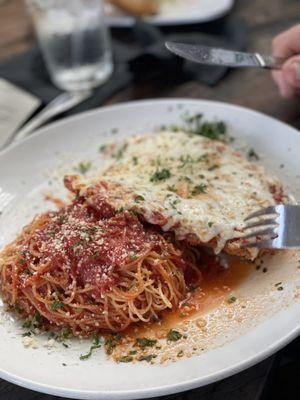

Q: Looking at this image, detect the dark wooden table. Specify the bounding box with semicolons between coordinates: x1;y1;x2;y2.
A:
1;0;300;128
0;0;300;399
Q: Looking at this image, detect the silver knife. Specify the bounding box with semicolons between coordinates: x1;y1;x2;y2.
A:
165;41;284;70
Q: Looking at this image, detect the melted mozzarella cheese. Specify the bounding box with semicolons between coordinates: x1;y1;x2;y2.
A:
70;131;283;257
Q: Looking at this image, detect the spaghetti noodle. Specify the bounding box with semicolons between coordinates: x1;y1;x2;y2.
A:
0;192;202;336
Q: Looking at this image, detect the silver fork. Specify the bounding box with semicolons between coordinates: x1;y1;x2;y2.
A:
10;90;92;144
241;205;300;249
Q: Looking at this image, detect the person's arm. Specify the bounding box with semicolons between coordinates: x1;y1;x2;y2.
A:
272;24;300;98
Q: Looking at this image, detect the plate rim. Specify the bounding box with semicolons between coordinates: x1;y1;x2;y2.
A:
105;0;234;27
1;98;300;399
1;318;299;400
3;97;300;157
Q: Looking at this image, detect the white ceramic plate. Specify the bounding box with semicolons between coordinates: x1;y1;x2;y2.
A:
0;99;300;400
105;0;234;27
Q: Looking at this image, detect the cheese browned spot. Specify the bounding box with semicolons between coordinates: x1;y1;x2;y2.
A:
66;131;285;260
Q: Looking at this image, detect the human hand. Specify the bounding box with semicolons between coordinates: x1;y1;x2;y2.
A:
272;24;300;98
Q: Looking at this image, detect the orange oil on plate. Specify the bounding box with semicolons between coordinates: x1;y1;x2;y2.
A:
123;253;254;340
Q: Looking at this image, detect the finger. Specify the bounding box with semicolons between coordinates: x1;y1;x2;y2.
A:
271;70;295;98
281;55;300;89
272;24;300;58
271;70;283;86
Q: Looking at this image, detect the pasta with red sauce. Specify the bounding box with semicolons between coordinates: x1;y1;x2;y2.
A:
0;187;202;336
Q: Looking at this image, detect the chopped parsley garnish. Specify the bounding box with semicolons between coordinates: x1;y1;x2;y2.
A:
167;185;177;193
12;305;24;317
138;354;157;363
77;161;92;175
275;283;284;291
167;124;181;132
130;253;137;261
80;333;102;360
169;198;181;209
51;300;65;311
198;121;227;140
13;304;23;314
182;114;227;141
32;312;43;327
178;154;194;169
19;258;26;265
91;252;100;261
86;226;98;234
113;145;127;160
58;215;67;223
208;221;214;228
197;153;209;163
83;227;98;240
132;156;139;165
135;338;157;348
118;355;133;363
22;312;43;329
134;195;145;203
248;148;259;161
191;184;207;195
228;295;237;304
150;169;171;183
105;333;122;355
22;331;32;337
167;329;183;341
48;230;56;238
71;240;85;255
99;144;107;153
49;328;70;343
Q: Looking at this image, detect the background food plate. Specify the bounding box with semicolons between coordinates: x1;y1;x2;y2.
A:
0;99;300;399
105;0;234;27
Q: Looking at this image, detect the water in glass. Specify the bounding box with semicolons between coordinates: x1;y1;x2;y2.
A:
27;0;113;91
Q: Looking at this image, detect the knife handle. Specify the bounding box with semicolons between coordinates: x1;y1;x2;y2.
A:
255;53;285;70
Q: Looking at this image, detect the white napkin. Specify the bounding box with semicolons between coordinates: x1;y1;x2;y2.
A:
0;78;41;148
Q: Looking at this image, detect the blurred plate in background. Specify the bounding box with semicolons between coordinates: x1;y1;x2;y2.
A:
105;0;234;27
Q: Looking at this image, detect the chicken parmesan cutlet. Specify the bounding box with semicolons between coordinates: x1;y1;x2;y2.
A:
65;130;285;260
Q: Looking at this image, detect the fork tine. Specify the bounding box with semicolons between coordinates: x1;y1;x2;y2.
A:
242;227;278;240
241;239;275;249
244;206;278;221
244;218;278;230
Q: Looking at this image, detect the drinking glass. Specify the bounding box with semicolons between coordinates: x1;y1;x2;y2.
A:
26;0;113;91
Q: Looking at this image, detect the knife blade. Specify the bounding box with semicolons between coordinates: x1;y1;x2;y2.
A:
165;41;284;70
